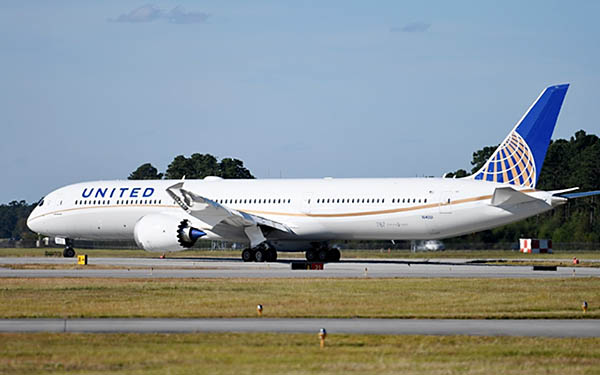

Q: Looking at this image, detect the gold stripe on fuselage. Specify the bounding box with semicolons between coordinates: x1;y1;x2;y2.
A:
28;189;537;222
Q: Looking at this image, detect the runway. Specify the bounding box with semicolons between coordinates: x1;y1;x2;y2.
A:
0;257;599;278
1;318;599;337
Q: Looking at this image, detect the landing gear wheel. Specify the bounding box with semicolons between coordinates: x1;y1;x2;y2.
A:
241;249;255;262
63;246;75;258
265;249;277;262
306;249;317;262
318;249;328;262
328;249;341;262
255;248;266;262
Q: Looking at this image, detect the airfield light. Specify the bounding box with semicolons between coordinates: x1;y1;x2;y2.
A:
582;301;588;313
319;328;327;349
257;304;263;316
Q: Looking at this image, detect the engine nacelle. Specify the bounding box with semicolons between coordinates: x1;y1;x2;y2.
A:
133;213;206;252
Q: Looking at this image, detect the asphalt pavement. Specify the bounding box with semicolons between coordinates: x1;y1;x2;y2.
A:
1;318;598;337
0;256;598;278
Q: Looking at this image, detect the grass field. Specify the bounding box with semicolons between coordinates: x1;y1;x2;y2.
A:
2;247;600;260
1;278;597;319
1;332;599;374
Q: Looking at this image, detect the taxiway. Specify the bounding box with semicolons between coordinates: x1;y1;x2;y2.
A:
0;257;598;278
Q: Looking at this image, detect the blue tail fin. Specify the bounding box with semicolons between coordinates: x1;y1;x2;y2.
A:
471;84;569;188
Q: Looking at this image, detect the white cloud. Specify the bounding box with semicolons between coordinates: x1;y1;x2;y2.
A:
112;4;164;23
167;6;210;24
111;4;210;24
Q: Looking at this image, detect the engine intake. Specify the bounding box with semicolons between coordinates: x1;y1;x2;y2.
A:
134;214;206;252
177;219;206;248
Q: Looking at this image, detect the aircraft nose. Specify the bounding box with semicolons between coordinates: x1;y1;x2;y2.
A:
27;209;42;233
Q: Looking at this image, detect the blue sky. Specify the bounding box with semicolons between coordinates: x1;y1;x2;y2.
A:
1;1;599;203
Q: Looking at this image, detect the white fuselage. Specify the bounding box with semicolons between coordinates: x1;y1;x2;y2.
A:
27;177;556;248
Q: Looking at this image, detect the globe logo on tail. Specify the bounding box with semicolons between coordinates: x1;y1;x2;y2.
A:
473;131;536;188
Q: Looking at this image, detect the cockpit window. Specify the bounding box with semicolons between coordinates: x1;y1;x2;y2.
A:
37;197;45;207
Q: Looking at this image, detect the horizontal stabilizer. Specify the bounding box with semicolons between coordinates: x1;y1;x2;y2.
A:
560;190;600;199
491;187;541;207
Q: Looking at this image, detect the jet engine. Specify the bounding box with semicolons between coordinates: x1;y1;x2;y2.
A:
133;213;206;252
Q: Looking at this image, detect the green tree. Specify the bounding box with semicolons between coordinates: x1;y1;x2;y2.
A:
0;200;35;240
163;154;254;179
445;130;600;245
189;153;220;178
164;155;190;179
470;145;498;174
444;169;468;178
219;158;254;179
128;163;163;180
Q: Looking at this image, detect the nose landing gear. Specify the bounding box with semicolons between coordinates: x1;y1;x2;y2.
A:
63;246;75;258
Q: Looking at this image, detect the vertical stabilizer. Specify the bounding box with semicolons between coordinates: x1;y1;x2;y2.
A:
471;84;569;188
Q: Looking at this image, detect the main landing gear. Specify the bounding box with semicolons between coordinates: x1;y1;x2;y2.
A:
242;244;277;262
241;244;341;263
305;248;340;262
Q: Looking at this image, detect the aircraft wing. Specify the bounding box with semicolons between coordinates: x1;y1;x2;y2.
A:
166;181;293;234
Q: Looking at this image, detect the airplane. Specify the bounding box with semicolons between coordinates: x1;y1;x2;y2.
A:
26;83;599;262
